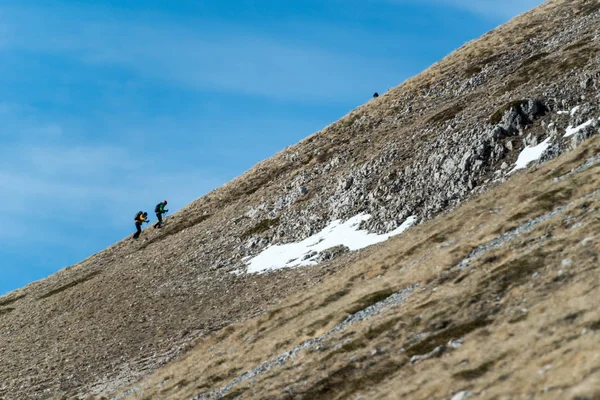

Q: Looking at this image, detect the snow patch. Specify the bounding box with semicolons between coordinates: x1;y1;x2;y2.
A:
246;214;417;273
570;106;580;116
510;138;551;173
564;119;594;138
557;106;581;116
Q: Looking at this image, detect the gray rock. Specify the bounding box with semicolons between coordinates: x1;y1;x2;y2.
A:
570;121;599;149
302;251;318;261
581;76;593;89
342;176;354;191
410;345;446;364
448;338;465;349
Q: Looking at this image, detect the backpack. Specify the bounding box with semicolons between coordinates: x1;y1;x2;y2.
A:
135;211;143;221
155;203;161;213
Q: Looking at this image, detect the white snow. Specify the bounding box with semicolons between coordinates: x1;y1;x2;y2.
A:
229;269;244;275
570;106;580;116
564;119;594;138
246;214;417;274
510;138;551;173
451;392;472;400
557;106;580;116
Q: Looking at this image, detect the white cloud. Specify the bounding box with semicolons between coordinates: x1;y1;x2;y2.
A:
0;6;400;103
0;102;65;139
25;145;139;178
0;139;222;244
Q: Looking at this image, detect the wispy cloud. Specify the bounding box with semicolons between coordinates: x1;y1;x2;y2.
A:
0;130;222;245
0;6;400;104
0;102;64;140
25;145;139;178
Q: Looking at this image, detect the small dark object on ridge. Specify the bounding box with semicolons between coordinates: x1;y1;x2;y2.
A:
373;92;379;98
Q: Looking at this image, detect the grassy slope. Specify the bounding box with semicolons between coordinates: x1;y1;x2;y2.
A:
116;116;600;399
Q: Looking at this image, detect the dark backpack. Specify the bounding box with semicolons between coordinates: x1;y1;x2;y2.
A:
155;203;161;213
135;211;143;221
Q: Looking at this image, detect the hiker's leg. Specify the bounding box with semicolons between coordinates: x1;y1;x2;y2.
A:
155;213;163;228
134;222;142;239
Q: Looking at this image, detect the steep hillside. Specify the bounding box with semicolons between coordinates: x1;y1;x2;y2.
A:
0;0;599;398
119;118;600;400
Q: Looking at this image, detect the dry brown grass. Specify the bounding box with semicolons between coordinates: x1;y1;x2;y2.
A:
115;126;600;399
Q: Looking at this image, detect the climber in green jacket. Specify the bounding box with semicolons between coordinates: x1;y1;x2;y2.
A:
153;200;169;229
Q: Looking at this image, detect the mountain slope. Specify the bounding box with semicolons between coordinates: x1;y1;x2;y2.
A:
1;0;599;398
119;121;600;400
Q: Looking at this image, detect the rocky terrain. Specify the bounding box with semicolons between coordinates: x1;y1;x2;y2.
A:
0;0;599;398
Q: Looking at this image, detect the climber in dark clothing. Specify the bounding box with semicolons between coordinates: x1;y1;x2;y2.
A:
153;200;168;229
133;211;148;239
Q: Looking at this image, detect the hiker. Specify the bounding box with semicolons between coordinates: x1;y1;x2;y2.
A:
133;211;149;239
153;200;169;229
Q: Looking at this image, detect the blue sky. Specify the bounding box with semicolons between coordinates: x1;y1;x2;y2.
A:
0;0;544;295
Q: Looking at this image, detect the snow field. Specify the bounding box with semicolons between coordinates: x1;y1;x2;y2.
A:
510;138;551;173
510;113;600;173
246;214;417;273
